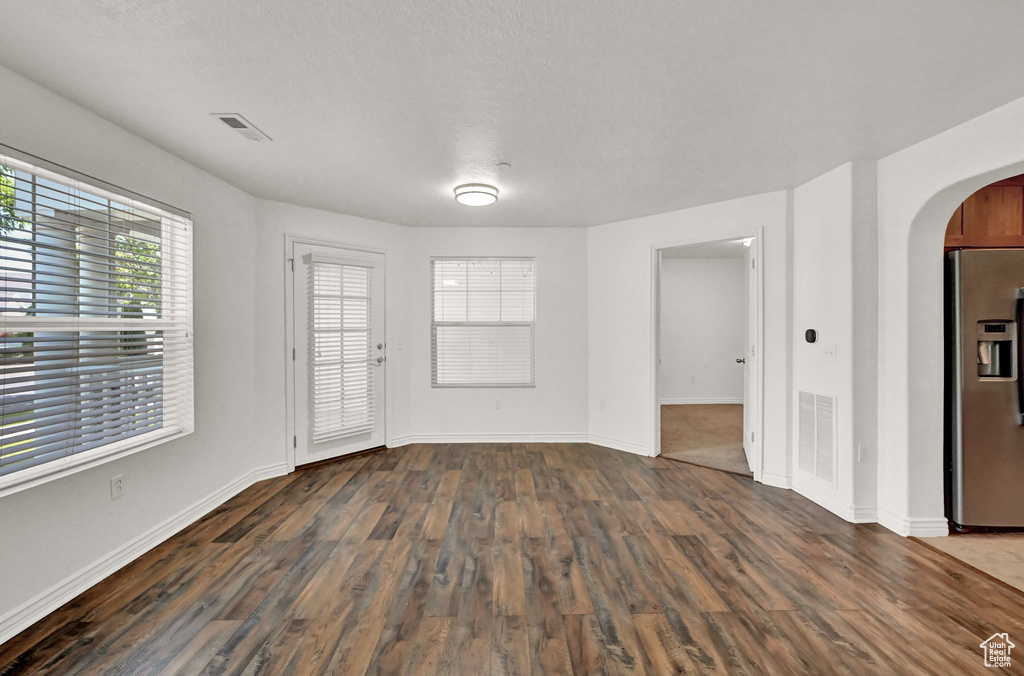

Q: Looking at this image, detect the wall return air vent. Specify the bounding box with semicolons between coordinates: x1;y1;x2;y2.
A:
798;391;837;484
212;113;272;142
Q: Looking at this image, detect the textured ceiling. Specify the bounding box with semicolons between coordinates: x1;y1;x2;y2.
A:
2;1;1024;227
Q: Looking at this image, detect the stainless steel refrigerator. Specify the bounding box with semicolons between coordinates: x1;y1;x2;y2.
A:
947;249;1024;529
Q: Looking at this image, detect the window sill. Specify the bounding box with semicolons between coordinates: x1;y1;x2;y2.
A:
0;427;192;500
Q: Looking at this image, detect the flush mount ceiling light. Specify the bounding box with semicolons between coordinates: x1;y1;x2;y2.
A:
454;183;498;206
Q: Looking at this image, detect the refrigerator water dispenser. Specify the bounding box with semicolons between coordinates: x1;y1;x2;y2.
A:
977;320;1016;380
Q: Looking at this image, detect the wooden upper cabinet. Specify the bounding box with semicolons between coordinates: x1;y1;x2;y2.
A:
963;186;1023;243
945;181;1024;248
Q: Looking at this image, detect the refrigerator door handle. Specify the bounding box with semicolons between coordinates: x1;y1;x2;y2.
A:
1017;288;1024;425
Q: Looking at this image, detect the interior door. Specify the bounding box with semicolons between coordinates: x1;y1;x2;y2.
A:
742;242;759;473
292;242;385;466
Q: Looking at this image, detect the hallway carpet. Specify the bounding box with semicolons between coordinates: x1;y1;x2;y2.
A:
660;404;752;476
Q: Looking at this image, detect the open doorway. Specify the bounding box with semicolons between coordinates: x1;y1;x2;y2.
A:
917;175;1024;591
654;235;762;478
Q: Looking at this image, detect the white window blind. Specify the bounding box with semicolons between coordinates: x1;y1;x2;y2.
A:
0;152;193;481
431;258;535;387
307;256;373;441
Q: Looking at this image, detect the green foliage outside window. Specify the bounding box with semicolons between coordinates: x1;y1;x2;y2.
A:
0;166;27;234
114;234;162;318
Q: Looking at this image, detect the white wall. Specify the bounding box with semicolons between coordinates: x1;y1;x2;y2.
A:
399;227;589;442
253;205;590;451
253;200;411;457
0;64;272;635
850;162;879;520
791;96;1024;537
659;258;746;403
791;162;878;521
875;94;1024;536
587;191;792;485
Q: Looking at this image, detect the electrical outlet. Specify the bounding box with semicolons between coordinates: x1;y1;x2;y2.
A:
494;398;501;409
689;375;695;383
110;474;125;500
599;399;606;411
822;344;837;363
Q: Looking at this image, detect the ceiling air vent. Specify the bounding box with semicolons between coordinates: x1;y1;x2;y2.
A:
212;113;271;142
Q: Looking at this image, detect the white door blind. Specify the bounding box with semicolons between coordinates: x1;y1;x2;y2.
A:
0;152;193;480
432;258;535;387
307;257;374;442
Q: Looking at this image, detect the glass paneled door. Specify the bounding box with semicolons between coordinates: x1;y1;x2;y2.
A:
292;243;384;465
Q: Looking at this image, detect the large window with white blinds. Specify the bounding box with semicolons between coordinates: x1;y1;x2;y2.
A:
0;151;193;486
431;258;535;387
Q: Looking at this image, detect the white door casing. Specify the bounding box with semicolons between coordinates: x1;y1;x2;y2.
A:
743;241;761;475
651;229;764;482
291;242;385;466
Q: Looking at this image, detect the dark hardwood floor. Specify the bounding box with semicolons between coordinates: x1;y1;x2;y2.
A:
2;443;1022;675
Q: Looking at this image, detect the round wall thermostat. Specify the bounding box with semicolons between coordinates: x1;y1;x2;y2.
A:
805;329;817;344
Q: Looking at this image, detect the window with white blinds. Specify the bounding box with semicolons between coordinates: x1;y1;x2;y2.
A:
0;151;193;483
307;256;374;441
432;258;535;387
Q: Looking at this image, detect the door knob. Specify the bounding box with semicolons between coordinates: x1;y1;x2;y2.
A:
736;358;746;364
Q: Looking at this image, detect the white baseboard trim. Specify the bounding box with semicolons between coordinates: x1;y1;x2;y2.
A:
850;505;878;523
390;433;655;459
791;477;878;524
587;435;652;457
0;461;289;646
792;479;851;522
659;398;743;405
389;433;590;447
759;472;792;489
877;508;948;537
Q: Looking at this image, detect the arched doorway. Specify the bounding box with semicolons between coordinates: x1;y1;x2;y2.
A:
890;160;1024;535
940;176;1024;529
858;94;1024;539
